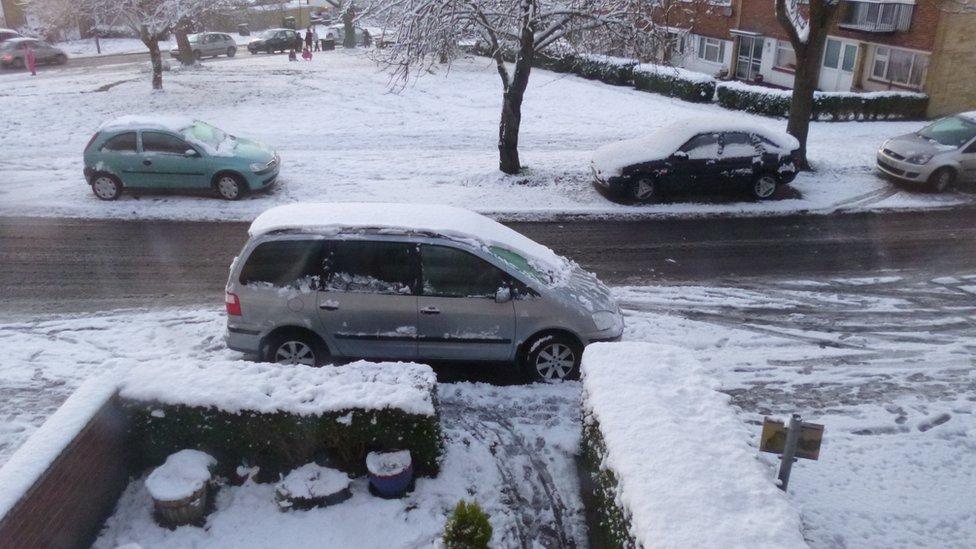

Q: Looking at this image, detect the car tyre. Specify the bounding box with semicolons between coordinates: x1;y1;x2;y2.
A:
630;177;657;204
521;333;582;383
215;173;246;200
55;54;67;65
11;57;24;69
751;173;780;200
91;173;122;201
928;167;955;193
227;47;236;57
264;332;328;367
193;50;202;61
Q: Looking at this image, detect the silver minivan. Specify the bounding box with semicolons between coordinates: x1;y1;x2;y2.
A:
224;203;624;382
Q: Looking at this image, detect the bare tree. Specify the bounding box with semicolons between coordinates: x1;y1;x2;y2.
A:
376;0;642;174
774;0;841;169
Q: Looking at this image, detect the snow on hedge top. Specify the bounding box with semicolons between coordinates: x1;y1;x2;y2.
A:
98;115;196;134
635;62;716;84
145;449;216;502
717;80;926;99
118;359;437;417
581;342;807;548
249;202;571;282
592;118;798;176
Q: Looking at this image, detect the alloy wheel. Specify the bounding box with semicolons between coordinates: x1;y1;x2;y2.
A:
632;178;655;202
754;175;777;199
535;343;576;381
274;340;315;366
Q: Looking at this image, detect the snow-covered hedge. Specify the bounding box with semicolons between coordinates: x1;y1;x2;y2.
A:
717;81;928;121
119;360;443;479
580;342;807;548
633;63;717;103
575;54;638;86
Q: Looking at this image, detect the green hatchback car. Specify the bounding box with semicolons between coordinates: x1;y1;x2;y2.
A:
83;116;280;200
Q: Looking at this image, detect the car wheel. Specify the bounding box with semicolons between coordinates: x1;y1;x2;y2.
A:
522;334;582;383
752;173;780;200
55;54;67;65
265;333;327;367
227;47;236;57
630;177;657;204
11;57;24;69
928;167;955;193
193;50;202;61
91;174;122;201
215;173;245;200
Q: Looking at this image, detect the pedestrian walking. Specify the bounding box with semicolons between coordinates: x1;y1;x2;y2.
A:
304;28;313;51
312;28;320;52
294;32;303;52
288;48;297;62
362;28;372;48
25;43;37;76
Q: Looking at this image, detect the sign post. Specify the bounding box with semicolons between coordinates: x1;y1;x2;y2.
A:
760;415;823;492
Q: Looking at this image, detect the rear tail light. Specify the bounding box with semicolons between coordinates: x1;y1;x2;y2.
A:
1;54;12;61
225;292;242;316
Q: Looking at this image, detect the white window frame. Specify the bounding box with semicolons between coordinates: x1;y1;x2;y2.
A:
697;36;726;65
773;40;796;71
871;45;928;88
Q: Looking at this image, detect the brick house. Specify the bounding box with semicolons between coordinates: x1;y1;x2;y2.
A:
652;0;976;117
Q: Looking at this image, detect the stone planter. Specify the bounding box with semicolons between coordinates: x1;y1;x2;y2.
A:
275;463;352;511
367;450;413;499
153;484;209;527
145;449;217;528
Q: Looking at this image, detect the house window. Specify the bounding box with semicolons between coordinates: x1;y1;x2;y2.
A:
697;36;726;64
872;46;928;88
774;40;796;71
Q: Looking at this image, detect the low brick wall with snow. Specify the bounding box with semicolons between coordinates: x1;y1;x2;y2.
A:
580;342;808;548
0;373;129;548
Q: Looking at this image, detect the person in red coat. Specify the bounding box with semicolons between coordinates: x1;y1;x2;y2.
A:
25;43;37;76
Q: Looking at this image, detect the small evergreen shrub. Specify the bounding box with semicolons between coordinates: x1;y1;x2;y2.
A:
574;55;637;86
443;500;493;549
717;82;929;121
633;65;716;103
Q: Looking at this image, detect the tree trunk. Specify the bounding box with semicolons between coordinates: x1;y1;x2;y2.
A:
787;56;818;170
498;39;534;175
146;36;163;90
175;18;195;66
342;6;356;49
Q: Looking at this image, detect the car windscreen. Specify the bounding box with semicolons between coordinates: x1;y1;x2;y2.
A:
188;34;201;43
183;121;227;149
489;245;548;284
260;30;277;39
917;116;976;149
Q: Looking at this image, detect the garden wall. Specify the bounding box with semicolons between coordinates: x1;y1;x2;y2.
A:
580;342;808;548
0;374;128;549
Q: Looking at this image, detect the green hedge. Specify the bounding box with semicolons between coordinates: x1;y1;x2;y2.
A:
633;66;716;103
717;82;929;121
575;55;637;86
122;401;443;481
581;417;636;548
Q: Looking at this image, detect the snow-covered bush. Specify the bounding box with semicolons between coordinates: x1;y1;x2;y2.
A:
717;81;928;121
633;63;716;103
580;342;807;548
575;54;637;86
118;360;443;480
443;500;492;549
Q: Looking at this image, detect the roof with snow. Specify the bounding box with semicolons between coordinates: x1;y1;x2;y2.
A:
97;115;197;134
958;111;976;123
591;118;799;176
249;202;569;275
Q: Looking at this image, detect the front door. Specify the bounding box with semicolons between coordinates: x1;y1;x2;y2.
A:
139;131;207;188
417;244;516;362
820;38;858;91
735;35;764;82
316;240;419;360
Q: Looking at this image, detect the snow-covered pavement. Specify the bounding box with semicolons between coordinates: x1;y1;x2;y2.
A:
1;274;973;546
0;52;970;222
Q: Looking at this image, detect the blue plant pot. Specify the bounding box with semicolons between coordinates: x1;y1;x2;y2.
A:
368;462;413;499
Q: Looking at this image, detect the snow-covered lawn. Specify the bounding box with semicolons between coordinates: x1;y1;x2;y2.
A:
1;274;973;547
0;52;970;222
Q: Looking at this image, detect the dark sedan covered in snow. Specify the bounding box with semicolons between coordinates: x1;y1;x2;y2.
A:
591;121;800;202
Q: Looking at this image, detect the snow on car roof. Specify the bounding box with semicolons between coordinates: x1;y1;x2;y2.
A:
249;202;570;279
958;111;976;123
98;114;196;134
591;118;799;176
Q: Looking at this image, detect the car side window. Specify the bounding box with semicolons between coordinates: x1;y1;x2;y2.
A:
421;245;508;299
239;240;324;289
964;141;976;154
101;132;138;153
323;241;417;295
142;131;191;155
722;132;759;158
679;133;720;160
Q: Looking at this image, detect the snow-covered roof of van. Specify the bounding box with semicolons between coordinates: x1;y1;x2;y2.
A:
250;202;570;277
97;115;196;134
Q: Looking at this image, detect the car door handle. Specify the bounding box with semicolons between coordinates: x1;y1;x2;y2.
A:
143;159;152;166
319;302;339;311
420;306;440;315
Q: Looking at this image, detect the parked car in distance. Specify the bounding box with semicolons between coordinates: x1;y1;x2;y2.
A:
315;23;370;47
83;115;280;201
0;28;21;44
591;120;800;202
876;112;976;192
0;37;67;69
225;203;624;382
247;28;299;54
169;32;237;61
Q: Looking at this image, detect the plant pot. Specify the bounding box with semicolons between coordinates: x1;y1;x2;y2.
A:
367;450;413;499
153;485;209;527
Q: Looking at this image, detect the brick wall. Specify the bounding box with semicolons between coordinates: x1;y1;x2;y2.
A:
0;398;130;549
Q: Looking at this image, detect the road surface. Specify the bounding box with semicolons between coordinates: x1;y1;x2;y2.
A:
3;208;976;317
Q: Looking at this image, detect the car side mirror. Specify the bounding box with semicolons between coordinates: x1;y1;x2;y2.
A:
185;149;199;157
495;286;513;303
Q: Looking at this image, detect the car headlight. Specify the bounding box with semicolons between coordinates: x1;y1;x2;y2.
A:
905;153;933;165
592;311;621;332
249;162;265;173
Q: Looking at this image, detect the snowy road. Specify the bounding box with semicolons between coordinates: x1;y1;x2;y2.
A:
4;208;976;318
